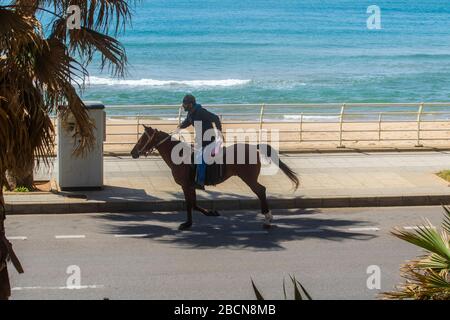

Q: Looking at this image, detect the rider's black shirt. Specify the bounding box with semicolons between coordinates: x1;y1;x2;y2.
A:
180;104;222;147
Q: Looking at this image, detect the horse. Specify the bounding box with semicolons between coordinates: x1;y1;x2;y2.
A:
131;125;299;230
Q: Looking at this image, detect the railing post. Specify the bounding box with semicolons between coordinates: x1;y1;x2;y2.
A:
378;112;382;141
299;113;304;143
415;102;424;147
137;114;140;143
177;106;182;126
337;103;346;148
259;104;265;142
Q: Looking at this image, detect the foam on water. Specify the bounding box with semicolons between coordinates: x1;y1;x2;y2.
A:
88;76;251;87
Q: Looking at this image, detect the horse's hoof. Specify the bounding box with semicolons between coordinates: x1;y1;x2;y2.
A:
264;211;273;223
211;210;220;217
204;210;220;217
178;222;192;230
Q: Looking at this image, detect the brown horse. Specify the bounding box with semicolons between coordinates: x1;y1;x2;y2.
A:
131;126;299;230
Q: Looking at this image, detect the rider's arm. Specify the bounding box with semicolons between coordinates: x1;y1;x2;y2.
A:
213;113;222;132
199;108;222;132
178;115;192;129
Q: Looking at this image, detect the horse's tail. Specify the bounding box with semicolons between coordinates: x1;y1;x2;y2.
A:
258;144;300;190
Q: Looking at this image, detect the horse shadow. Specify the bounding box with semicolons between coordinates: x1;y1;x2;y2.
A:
58;185;168;202
94;208;377;251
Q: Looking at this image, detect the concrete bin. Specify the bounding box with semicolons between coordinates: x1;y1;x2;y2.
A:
57;102;105;191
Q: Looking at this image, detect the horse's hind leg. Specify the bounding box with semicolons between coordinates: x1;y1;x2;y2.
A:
240;176;272;228
179;186;195;230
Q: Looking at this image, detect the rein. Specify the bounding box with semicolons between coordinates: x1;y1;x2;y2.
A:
139;129;173;156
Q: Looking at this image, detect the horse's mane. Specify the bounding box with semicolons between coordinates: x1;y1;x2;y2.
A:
156;129;186;147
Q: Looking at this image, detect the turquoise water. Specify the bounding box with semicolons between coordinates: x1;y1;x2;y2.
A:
82;0;450;112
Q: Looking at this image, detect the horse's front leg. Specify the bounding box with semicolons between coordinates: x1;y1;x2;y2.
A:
179;186;195;230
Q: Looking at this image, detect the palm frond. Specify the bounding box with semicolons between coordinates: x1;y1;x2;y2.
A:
297;279;312;300
0;6;42;54
251;278;265;300
48;0;133;35
383;207;450;300
290;275;303;300
442;205;450;233
391;221;450;262
252;276;312;300
69;26;127;76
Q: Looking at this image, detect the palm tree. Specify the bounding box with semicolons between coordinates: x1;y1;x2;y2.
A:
0;0;134;300
382;206;450;300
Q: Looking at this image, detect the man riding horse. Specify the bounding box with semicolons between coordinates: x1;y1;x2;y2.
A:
176;94;223;190
131;96;299;230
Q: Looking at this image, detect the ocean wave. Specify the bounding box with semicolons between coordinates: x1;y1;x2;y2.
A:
283;114;339;121
88;76;251;87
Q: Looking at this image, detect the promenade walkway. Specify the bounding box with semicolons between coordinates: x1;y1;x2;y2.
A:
5;151;450;214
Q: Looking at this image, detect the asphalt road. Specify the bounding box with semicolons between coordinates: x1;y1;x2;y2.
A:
5;206;446;300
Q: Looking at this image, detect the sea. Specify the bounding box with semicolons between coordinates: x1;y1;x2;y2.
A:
79;0;450;120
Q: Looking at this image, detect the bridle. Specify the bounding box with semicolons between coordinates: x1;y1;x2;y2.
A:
138;128;173;156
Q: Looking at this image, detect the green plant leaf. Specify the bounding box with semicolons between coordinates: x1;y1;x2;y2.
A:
290;275;303;300
424;270;450;289
383;206;450;300
251;278;265;300
297;280;312;300
14;186;30;192
391;224;450;262
417;252;450;270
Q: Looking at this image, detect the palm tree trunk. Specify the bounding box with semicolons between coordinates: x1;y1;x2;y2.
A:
0;178;11;300
5;161;34;191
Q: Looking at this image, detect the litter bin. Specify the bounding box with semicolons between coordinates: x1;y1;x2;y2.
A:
57;102;105;191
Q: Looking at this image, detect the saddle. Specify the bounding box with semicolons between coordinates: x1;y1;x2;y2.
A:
204;162;225;186
189;147;226;186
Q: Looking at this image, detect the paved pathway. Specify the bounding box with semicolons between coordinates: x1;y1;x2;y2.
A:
5;152;450;213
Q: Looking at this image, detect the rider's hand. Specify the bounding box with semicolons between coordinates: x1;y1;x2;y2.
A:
218;130;225;143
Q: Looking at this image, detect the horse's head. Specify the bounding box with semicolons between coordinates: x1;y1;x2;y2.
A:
131;125;158;159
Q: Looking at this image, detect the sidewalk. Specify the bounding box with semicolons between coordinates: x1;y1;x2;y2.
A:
5;152;450;214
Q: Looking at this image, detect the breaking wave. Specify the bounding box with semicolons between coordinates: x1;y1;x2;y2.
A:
88;76;251;87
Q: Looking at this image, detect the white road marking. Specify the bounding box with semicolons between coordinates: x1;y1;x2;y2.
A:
403;226;436;230
294;229;325;233
232;231;268;235
348;227;380;232
114;234;149;238
55;235;86;239
12;285;104;291
178;231;209;236
7;236;28;240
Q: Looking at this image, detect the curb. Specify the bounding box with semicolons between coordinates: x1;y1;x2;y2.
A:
5;194;450;215
104;147;450;157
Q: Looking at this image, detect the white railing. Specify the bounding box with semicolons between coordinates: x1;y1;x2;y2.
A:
101;102;450;150
52;102;450;152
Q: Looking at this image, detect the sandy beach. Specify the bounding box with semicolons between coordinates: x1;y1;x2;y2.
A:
101;118;450;154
